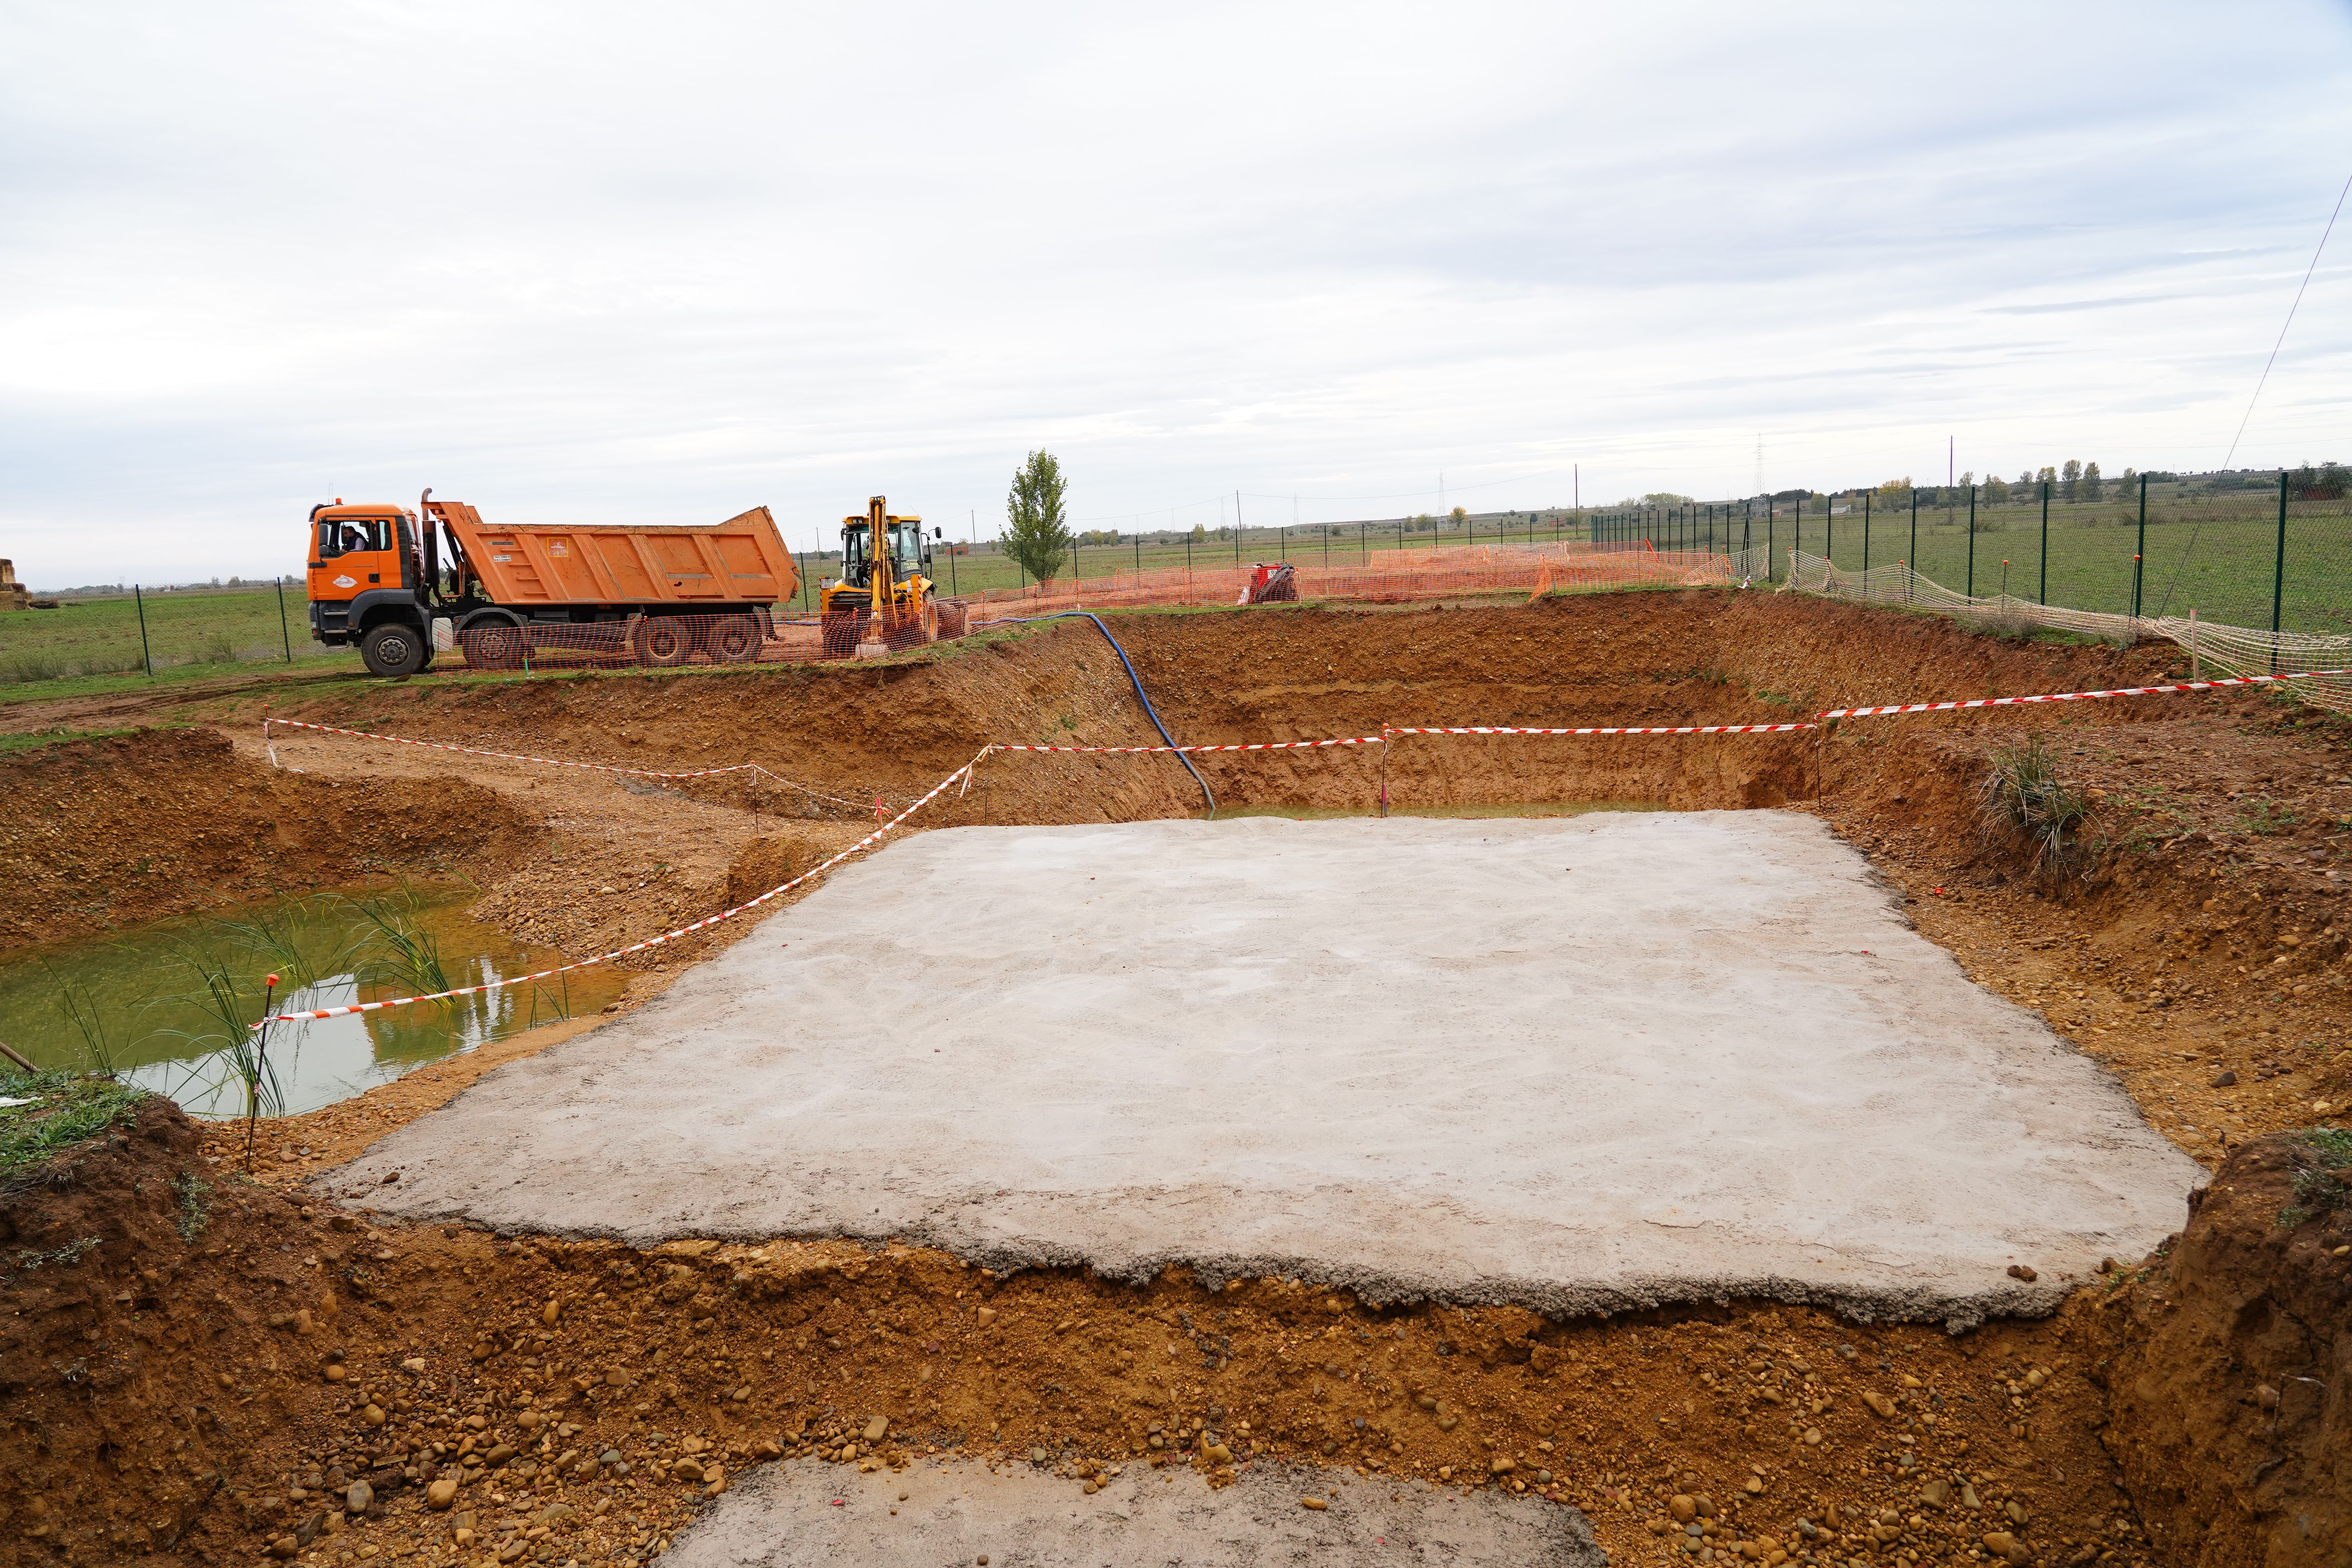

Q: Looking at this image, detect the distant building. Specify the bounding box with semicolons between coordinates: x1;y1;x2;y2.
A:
0;559;27;613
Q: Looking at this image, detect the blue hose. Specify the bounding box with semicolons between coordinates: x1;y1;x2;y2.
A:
976;610;1217;817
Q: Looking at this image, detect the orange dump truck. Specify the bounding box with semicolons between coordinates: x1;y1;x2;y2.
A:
306;491;800;675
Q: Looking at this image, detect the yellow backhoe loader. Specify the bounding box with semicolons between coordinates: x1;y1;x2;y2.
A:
817;496;968;658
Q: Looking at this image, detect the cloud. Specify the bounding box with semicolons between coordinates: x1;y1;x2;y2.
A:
2;0;2350;583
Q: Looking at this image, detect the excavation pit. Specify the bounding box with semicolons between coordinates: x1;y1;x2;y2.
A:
323;811;2199;1327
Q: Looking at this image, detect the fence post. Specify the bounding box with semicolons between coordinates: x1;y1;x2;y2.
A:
1965;485;1977;599
1826;494;1835;569
1862;492;1871;588
276;574;292;661
1766;501;1775;581
2039;481;2049;605
2273;468;2289;646
1910;488;1918;597
134;583;153;677
2132;472;2147;620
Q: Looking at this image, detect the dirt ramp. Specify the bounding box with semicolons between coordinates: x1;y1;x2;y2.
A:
2100;1129;2351;1568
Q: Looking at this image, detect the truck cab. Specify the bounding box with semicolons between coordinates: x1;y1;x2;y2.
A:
308;502;433;674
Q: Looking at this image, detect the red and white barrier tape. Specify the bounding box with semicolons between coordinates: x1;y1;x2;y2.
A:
1392;722;1815;737
1817;669;2347;720
249;750;986;1026
263;718;874;811
996;735;1386;754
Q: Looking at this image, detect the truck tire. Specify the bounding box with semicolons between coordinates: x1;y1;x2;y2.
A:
819;612;864;661
459;623;525;671
360;622;428;677
633;617;692;667
706;614;761;664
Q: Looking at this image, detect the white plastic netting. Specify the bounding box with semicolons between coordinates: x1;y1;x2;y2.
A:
1783;551;2352;713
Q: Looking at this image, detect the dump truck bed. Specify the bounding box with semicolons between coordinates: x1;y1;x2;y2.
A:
437;503;799;607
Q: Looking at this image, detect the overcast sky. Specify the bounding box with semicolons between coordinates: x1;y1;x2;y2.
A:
3;1;2350;584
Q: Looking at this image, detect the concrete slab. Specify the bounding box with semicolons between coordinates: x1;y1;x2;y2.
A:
668;1455;1604;1568
321;814;2202;1325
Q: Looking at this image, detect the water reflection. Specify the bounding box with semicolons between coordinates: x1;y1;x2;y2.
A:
0;887;627;1118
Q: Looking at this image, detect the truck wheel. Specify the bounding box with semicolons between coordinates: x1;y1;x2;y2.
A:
459;624;525;671
819;612;864;661
360;623;428;677
633;618;691;667
706;614;762;663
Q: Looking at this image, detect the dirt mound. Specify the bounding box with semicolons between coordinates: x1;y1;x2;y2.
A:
0;1095;343;1563
0;1086;2163;1568
1;728;540;946
2099;1129;2351;1567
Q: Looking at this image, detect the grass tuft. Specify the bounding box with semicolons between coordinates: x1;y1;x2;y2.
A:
0;1069;151;1189
172;1170;213;1240
1976;735;2092;873
2279;1127;2352;1227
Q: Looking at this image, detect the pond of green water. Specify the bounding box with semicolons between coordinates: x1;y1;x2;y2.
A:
0;887;627;1118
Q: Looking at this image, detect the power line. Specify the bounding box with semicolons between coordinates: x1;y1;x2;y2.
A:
2222;169;2352;471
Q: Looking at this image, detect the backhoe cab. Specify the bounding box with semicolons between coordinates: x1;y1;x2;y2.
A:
818;496;965;657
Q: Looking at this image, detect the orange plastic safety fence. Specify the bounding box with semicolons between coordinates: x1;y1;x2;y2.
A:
441;544;1740;671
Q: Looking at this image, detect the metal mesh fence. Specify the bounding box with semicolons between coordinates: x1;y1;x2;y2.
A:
1767;476;2352;637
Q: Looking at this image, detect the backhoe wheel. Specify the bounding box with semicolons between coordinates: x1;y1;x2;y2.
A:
882;612;926;652
819;612;864;661
459;623;525;671
935;601;969;640
632;617;691;667
706;614;761;664
360;622;428;677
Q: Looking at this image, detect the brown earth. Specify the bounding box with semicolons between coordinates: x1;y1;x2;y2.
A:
4;590;2352;1565
5;1100;2167;1568
0;728;539;948
2099;1131;2352;1568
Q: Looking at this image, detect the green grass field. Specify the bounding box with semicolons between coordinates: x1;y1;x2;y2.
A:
0;584;358;684
1582;488;2352;636
1779;495;2352;635
5;493;2332;710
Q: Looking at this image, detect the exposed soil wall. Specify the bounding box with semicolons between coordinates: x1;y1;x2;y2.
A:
0;729;540;947
0;1103;2168;1568
2097;1132;2351;1567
